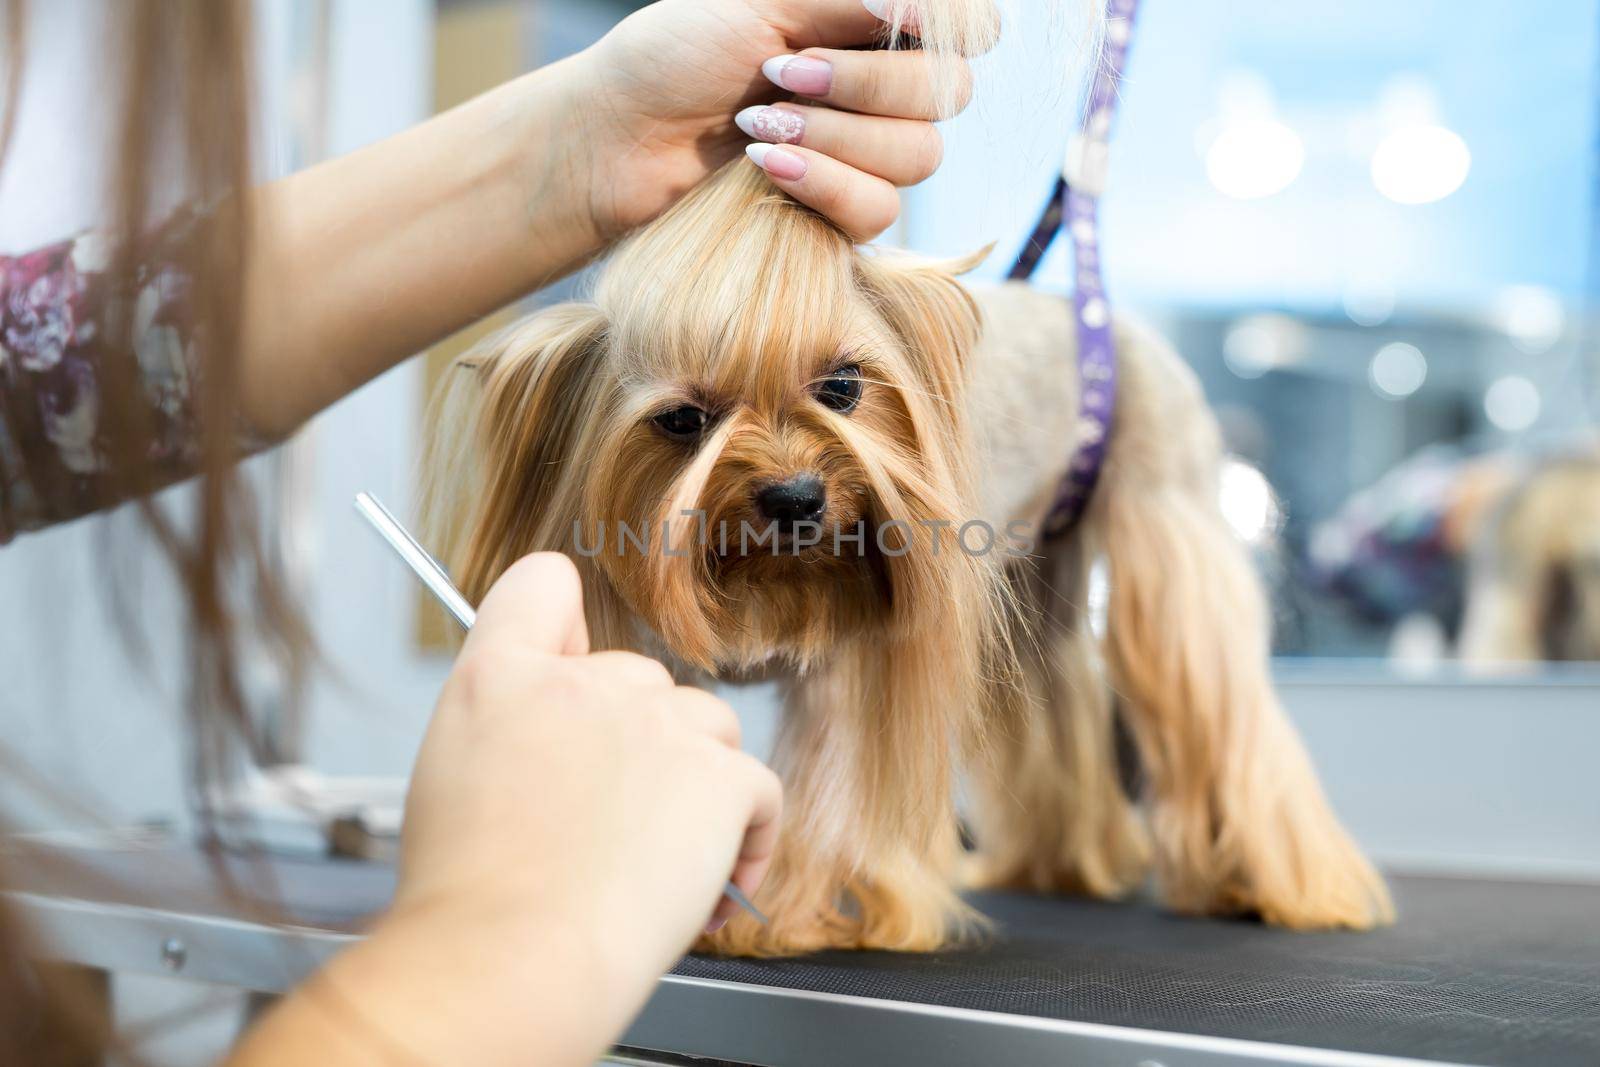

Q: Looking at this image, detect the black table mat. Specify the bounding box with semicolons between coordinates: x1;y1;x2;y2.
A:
676;877;1600;1066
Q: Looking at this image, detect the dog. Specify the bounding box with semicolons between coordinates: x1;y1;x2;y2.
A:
1460;448;1600;666
421;152;1393;956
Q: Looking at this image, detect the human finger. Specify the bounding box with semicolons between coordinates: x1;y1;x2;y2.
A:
705;755;784;932
761;47;974;121
745;143;901;240
469;553;590;657
587;650;676;691
763;0;998;55
666;687;743;750
735;103;943;186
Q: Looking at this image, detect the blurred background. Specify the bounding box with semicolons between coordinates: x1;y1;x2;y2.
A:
1;1;1598;1059
927;0;1600;671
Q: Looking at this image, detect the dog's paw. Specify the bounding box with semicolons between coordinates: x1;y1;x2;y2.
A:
692;913;969;956
693;909;857;957
692;875;977;956
961;835;1150;902
1239;862;1395;931
1166;831;1395;932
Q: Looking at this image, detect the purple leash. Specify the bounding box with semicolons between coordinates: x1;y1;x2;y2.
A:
1009;0;1139;539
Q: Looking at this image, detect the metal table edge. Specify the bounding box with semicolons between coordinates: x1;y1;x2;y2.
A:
624;973;1479;1067
6;891;1482;1067
8;890;358;993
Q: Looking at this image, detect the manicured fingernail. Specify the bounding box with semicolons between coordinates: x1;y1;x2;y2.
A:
745;143;808;182
735;105;805;145
760;54;833;97
863;0;921;29
704;917;728;935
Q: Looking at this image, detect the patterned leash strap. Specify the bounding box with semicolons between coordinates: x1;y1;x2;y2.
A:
1008;0;1139;538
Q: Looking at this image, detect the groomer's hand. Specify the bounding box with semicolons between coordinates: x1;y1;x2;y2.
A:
571;0;992;241
229;553;780;1067
238;0;991;438
399;551;780;957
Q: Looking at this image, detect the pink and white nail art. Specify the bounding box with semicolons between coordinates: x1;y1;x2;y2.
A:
736;105;805;145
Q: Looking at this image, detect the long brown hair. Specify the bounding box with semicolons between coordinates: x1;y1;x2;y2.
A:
1;2;307;1061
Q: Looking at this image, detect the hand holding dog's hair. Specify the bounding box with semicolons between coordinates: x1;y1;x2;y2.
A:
237;0;985;439
233;553;781;1067
576;0;992;240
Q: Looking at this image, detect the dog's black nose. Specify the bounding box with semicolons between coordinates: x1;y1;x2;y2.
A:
756;474;826;527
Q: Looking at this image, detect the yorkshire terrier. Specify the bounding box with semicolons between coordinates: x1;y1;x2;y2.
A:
1460;447;1600;666
423;7;1391;956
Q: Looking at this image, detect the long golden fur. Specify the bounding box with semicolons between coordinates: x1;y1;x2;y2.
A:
426;162;1007;953
422;0;1391;954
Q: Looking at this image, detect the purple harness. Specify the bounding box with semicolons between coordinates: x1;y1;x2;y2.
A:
1007;0;1139;538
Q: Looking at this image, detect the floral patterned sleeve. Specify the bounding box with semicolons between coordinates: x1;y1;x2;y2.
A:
0;213;210;544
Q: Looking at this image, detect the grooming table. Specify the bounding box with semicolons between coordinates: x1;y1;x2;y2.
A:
8;842;1599;1066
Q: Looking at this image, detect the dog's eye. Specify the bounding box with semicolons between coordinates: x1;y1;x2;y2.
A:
652;404;709;440
814;366;864;414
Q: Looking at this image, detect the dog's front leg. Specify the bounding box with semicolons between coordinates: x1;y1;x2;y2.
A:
697;642;974;956
966;535;1151;900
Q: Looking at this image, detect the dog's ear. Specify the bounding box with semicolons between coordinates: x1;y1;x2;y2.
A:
854;245;990;393
421;302;609;604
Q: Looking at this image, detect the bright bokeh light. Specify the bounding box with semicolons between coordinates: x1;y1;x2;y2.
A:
1223;314;1308;379
1368;342;1428;398
1206;118;1305;200
1370;124;1471;205
1492;285;1565;354
1219;459;1281;544
1308;523;1354;571
1483;375;1542;431
1389;613;1449;674
1342;281;1397;327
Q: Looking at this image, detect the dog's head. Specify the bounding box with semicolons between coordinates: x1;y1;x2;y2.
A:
437;163;996;673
